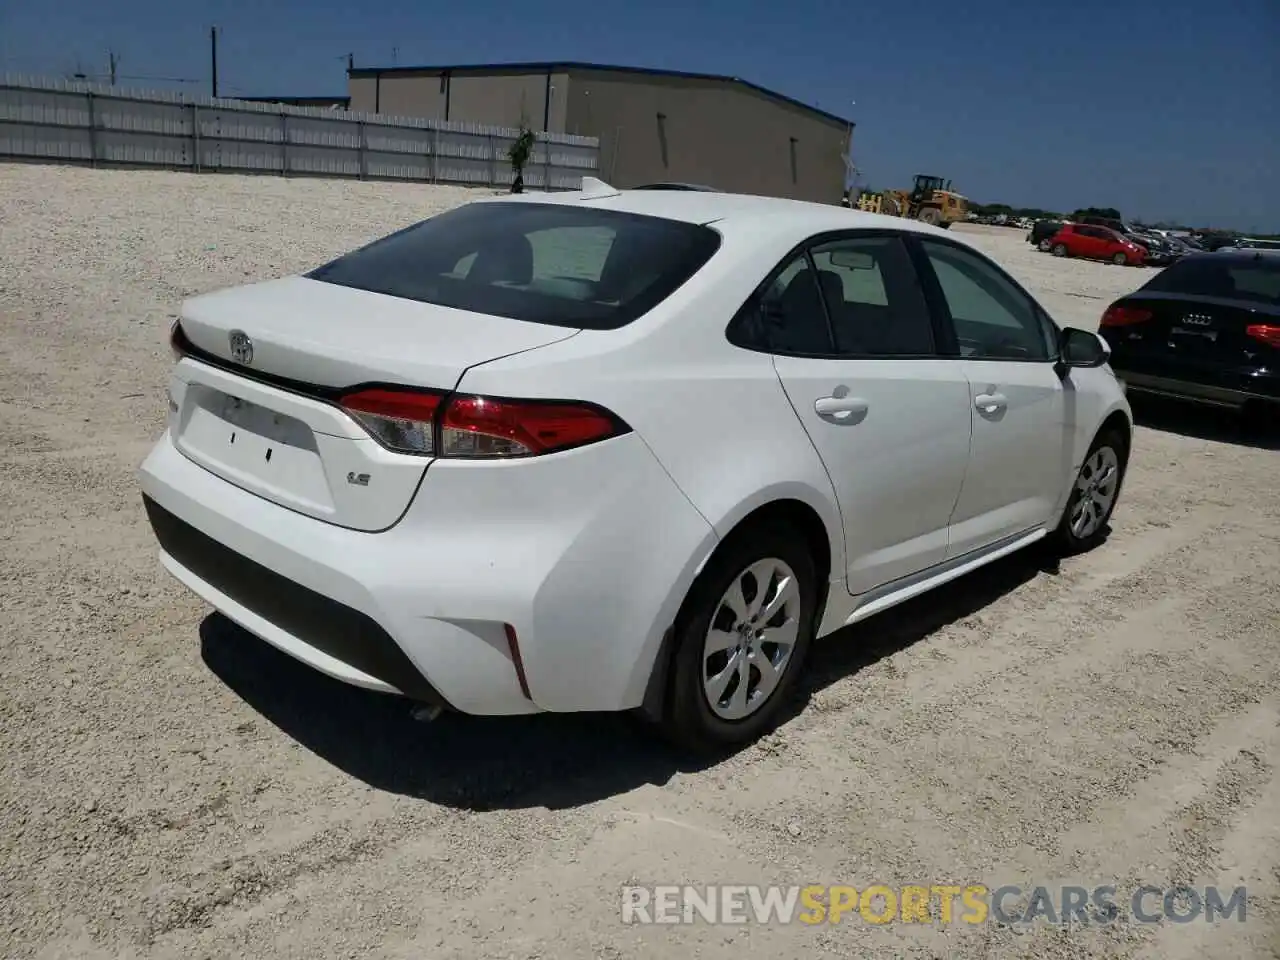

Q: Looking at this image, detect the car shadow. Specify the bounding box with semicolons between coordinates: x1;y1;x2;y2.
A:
200;542;1062;811
200;613;698;811
801;541;1058;696
1129;395;1280;450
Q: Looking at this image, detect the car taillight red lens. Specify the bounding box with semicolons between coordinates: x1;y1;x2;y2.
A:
441;394;624;458
1100;305;1153;328
339;388;627;458
340;388;445;456
1246;324;1280;348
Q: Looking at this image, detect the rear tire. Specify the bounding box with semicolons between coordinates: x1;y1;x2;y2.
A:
1112;252;1127;265
917;207;942;227
658;525;817;754
1052;243;1069;257
1052;427;1129;555
1038;239;1053;252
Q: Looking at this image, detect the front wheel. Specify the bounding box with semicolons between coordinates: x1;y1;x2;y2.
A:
659;527;817;753
916;207;942;227
1053;429;1128;554
1038;239;1053;252
1112;252;1127;265
1052;243;1069;257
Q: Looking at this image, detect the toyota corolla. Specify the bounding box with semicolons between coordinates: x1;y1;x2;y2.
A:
139;181;1132;751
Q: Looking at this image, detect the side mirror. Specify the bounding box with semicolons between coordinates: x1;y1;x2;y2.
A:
1058;327;1110;370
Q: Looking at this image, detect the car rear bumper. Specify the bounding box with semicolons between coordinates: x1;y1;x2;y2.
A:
1113;369;1280;408
139;429;716;715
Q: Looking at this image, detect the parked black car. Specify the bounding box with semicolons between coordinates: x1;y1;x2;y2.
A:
1132;232;1181;266
1101;251;1280;414
1199;233;1242;252
1027;219;1065;248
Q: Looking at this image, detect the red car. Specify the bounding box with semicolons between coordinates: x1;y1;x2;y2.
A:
1046;224;1146;266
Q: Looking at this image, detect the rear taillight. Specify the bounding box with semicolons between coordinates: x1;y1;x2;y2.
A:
340;388;445;456
339;387;627;459
1246;324;1280;348
1101;305;1153;328
441;394;623;458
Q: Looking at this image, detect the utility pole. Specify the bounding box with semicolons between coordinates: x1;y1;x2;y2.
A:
210;25;219;97
347;52;354;72
107;50;120;85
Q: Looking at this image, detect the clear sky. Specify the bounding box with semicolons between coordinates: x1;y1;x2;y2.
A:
2;0;1277;231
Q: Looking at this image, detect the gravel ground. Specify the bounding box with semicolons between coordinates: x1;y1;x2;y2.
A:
1;165;1277;960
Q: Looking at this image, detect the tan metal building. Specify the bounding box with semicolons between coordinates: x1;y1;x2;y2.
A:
347;62;853;203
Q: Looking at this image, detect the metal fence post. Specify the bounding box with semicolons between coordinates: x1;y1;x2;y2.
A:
191;103;201;171
357;120;366;180
487;134;496;188
542;134;551;191
86;91;97;167
431;128;439;184
280;110;288;176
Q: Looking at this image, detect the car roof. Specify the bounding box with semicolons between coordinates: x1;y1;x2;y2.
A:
478;185;970;246
1180;250;1280;264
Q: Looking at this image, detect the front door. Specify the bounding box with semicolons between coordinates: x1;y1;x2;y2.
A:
915;238;1072;556
764;234;972;595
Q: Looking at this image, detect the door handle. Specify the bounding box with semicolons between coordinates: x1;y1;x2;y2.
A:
974;392;1008;415
814;395;869;422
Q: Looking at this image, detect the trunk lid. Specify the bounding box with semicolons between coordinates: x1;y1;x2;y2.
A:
170;276;578;531
1108;292;1279;365
180;276;578;388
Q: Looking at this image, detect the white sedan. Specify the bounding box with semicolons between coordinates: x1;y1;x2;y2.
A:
139;180;1132;751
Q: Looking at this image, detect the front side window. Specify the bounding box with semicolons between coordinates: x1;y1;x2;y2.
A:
808;236;936;356
919;240;1053;361
309;202;721;330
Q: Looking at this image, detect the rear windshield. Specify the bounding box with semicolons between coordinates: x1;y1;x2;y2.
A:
1143;256;1280;306
308;201;721;330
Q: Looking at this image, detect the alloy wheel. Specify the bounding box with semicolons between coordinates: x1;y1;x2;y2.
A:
1070;446;1120;539
701;558;800;721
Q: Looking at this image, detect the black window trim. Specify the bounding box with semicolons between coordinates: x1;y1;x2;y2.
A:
725;228;953;361
905;233;1060;364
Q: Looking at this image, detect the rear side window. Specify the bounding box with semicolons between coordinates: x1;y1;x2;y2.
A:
308;202;721;330
809;237;935;356
1143;257;1280;305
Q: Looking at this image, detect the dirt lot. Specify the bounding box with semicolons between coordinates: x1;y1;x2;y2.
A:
1;166;1277;960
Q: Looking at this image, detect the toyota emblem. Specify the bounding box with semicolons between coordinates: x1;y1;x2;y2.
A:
229;329;253;365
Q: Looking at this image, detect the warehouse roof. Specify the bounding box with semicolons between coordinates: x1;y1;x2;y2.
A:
347;61;855;128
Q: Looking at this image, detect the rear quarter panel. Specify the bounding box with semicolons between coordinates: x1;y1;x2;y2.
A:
456;224;847;634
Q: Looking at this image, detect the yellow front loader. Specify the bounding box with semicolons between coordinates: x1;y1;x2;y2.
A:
855;174;968;229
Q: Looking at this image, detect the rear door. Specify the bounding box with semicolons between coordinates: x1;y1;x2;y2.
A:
762;232;972;595
913;237;1071;555
1075;226;1106;259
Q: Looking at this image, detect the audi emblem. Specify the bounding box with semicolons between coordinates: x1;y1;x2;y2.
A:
229;329;254;365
